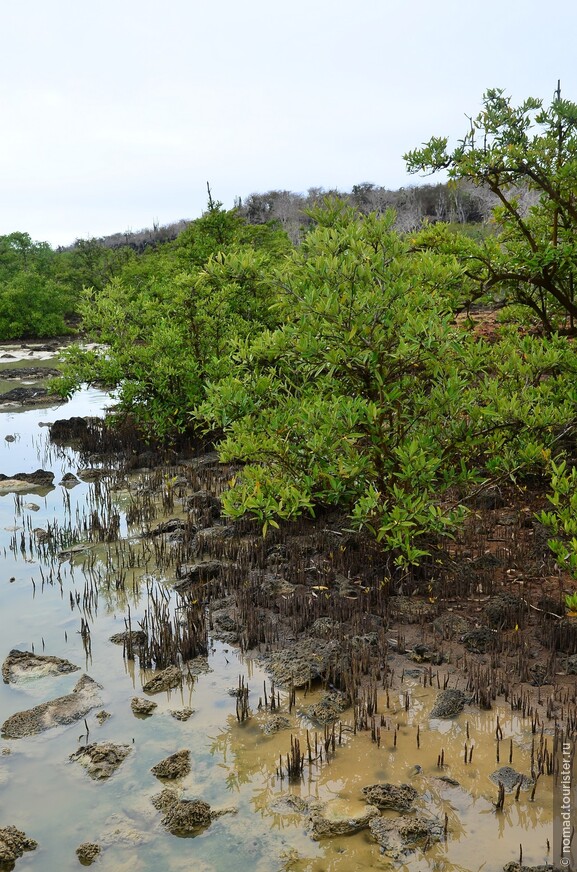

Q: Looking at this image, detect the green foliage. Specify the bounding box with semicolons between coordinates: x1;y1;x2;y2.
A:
405;87;577;330
0;233;76;338
54;203;290;438
536;458;577;579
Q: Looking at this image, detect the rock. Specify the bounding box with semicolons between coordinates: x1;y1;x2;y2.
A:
147;519;190;538
0;469;54;491
503;864;554;872
430;689;468;719
131;697;157;716
23;502;39;511
75;842;101;865
0;367;60;381
489;766;534;792
432;613;470;640
308;799;379;838
2;649;79;684
142;666;182;694
408;644;444;665
151;789;212;835
302;691;348;724
483;594;527;629
361;783;418;812
467;488;506;510
77;468;114;482
4;435;15;442
0;386;49;405
186;491;221;526
0;826;37;867
566;654;577;674
260;715;291;735
174;560;229;591
170;708;194;721
1;674;102;738
389;596;436;623
461;627;497;653
151;750;191;780
49;417;89;442
60;472;80;487
262;637;340;687
69;742;131;779
368;813;444;858
109;630;147;653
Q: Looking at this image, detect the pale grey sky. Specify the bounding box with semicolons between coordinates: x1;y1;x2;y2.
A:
1;0;575;247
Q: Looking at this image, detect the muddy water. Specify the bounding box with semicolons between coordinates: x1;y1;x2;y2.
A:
0;359;555;872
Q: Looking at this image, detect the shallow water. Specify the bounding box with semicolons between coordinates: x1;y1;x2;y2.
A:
0;364;557;872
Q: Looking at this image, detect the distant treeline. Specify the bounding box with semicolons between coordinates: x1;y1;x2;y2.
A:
62;179;515;255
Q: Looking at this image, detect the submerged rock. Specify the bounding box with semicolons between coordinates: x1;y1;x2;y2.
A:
70;742;131;780
2;649;79;684
302;691;348;724
170;707;194;721
308;800;379;839
369;813;444;858
361;783;418;812
1;675;102;738
75;842;101;865
142;666;182;695
151;750;191;780
430;689;469;719
0;826;37;868
151;790;212;835
131;697;157;717
489;766;534;792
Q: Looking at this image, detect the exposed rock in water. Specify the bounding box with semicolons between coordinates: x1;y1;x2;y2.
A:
60;472;80;487
0;367;60;381
502;864;555;872
75;842;101;865
430;689;468;719
0;470;54;492
49;417;89;443
368;814;444;858
0;386;49;405
2;649;79;684
260;715;291;735
69;742;131;779
174;560;230;591
489;766;534;792
361;783;418;812
261;637;340;687
308;799;379;839
147;518;190;538
0;826;37;868
170;708;194;721
1;675;102;738
151;750;191;780
142;666;182;694
131;697;157;717
151;789;212;835
302;691;348;724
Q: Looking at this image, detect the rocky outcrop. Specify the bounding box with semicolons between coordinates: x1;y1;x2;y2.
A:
151;750;191;780
368;814;444;858
75;842;101;865
361;783;418;812
0;470;54;492
430;689;469;719
69;742;131;779
142;666;182;694
131;698;157;717
1;675;102;738
151;790;212;835
0;826;37;868
2;650;79;684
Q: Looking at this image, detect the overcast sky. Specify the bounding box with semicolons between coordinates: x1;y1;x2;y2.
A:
1;0;576;247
